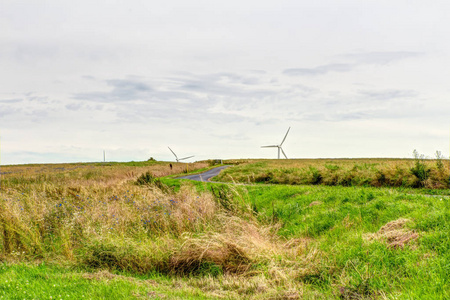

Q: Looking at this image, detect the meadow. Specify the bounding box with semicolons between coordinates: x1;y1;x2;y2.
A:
0;159;448;299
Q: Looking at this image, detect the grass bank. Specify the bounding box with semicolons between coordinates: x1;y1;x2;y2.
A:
217;157;450;189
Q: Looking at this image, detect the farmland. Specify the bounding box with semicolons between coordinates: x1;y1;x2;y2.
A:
0;159;449;299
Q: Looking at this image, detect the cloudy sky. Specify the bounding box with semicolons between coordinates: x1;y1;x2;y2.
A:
1;0;450;165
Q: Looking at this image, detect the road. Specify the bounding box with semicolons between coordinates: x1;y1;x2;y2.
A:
176;165;231;182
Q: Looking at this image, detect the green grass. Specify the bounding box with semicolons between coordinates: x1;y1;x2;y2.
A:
0;263;215;299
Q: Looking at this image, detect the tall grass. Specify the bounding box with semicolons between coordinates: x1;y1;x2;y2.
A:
0;163;312;280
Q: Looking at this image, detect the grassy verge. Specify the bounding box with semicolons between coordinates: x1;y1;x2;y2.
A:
217;158;450;189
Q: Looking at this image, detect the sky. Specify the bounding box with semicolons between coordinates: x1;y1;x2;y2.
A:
1;0;450;165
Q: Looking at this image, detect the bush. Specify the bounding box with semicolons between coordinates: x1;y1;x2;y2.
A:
308;167;322;184
135;171;168;191
435;151;445;172
410;150;430;187
136;172;156;185
254;172;274;183
207;159;223;166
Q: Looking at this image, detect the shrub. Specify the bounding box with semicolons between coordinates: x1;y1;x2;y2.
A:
254;172;274;183
308;167;322;184
207;159;223;166
136;172;157;185
410;150;430;187
435;151;444;172
135;171;168;191
325;164;340;171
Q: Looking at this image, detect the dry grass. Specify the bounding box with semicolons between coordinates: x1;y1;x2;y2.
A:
0;161;208;188
364;218;419;249
0;162;209;264
0;161;323;292
309;201;323;207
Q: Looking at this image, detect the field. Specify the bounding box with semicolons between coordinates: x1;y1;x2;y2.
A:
0;159;449;299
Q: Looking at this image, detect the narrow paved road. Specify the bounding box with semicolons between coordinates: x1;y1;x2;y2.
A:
176;165;231;182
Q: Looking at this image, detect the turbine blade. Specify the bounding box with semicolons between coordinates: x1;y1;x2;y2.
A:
178;155;194;161
261;145;278;148
167;146;178;160
280;127;291;146
281;148;288;159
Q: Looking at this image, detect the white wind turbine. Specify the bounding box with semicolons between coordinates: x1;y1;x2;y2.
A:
168;147;194;162
261;127;291;159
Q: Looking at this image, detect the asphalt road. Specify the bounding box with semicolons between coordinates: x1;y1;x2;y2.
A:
176;165;231;182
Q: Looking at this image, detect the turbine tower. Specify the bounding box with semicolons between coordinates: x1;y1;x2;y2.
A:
261;127;291;159
168;147;194;162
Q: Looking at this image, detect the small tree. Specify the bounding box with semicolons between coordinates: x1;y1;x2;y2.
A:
410;149;430;186
435;150;444;172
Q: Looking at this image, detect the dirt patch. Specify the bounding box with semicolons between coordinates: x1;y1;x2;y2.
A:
364;218;419;249
309;201;323;207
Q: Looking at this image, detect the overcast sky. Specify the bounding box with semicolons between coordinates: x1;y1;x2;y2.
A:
1;0;450;165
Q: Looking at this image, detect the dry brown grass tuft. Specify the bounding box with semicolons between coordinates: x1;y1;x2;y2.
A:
364;218;419;249
170;216;281;275
82;269;159;286
183;273;306;299
170;233;252;274
309;201;322;207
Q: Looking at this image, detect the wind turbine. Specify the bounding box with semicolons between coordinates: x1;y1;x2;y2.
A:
168;147;194;162
261;127;291;159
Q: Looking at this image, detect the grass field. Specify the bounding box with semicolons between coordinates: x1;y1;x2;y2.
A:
0;159;449;299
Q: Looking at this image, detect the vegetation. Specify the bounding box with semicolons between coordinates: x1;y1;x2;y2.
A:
218;155;450;189
0;159;449;299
